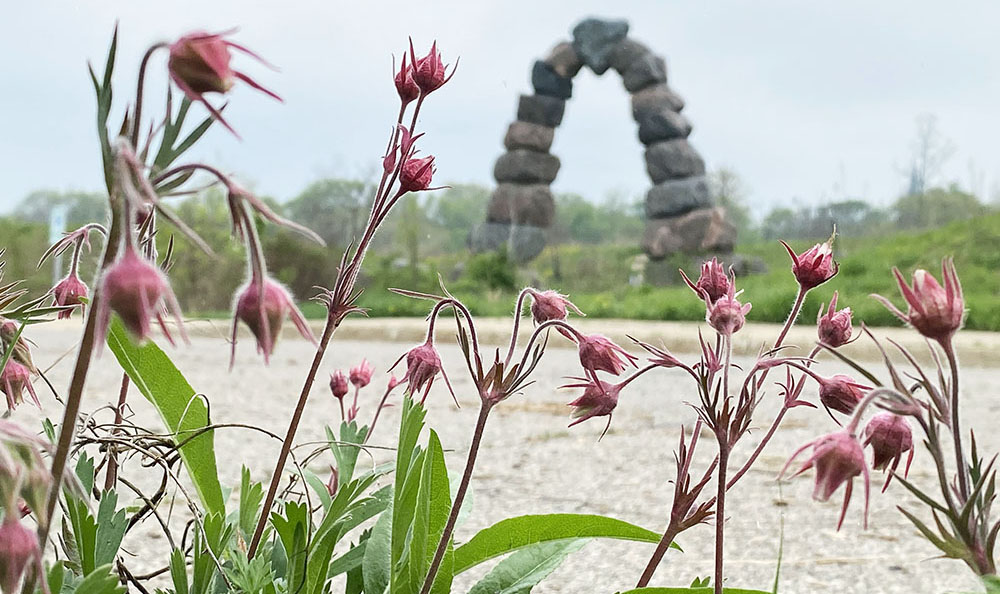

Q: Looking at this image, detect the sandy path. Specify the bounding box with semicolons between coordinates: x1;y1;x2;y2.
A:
12;318;996;594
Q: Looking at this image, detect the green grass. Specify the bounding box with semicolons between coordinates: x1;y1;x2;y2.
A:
327;214;1000;331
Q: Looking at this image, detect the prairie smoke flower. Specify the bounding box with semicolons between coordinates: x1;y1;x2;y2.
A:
780;238;838;290
864;412;914;492
680;257;731;304
562;377;625;439
873;258;964;344
392;340;454;403
781;430;870;530
0;321;35;375
394;54;420;105
96;247;185;346
399;156;436;193
817;291;853;347
1;361;38;413
577;334;638;377
817;375;868;415
52;273;88;319
0;517;39;594
349;359;374;389
168;30;281;136
527;289;583;324
231;277;315;365
409;40;457;95
330;370;349;400
325;466;338;497
705;284;751;337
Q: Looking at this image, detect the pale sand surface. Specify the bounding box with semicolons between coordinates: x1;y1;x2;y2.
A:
12;318;1000;594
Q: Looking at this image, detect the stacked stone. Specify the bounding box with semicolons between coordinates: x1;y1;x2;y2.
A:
470;17;734;263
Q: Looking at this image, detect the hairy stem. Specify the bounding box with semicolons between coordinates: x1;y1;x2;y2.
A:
943;339;970;503
419;401;492;594
636;519;681;587
103;373;131;491
248;313;338;558
714;445;730;594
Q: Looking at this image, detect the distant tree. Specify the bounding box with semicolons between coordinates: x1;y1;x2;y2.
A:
13;190;109;228
903;114;955;196
893;184;985;230
425;183;489;251
283;178;374;248
760;207;798;240
551;192;642;245
708;167;754;239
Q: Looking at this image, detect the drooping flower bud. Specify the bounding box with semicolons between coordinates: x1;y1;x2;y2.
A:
0;320;35;375
817;291;853;347
349;359;374;389
705;284;751;337
97;247;186;345
409;40;456;95
680;257;731;304
817;375;868;415
780;430;870;530
231;277;316;366
392;340;454;403
527;289;584;325
52;273;89;319
1;361;39;413
168;30;282;136
873;258;964;344
864;412;914;491
562;378;623;431
399;156;436;194
577;334;638;377
394;54;420;105
0;517;39;594
330;370;349;400
780;238;838;291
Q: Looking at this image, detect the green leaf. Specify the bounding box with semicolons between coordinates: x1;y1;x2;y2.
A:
329;421;369;487
328;541;366;579
270;502;309;594
106;318;225;515
238;467;265;540
73;564;126;594
363;505;392;594
402;430;453;594
454;514;669;574
468;538;587;594
619;588;769;594
75;453;95;495
93;491;128;569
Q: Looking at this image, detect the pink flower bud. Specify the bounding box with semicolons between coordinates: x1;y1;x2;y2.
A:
232;277;316;365
680;257;731;304
168;31;281;136
705;285;751;337
409;40;456;95
562;378;623;431
817;375;868;415
577;334;638;376
817;291;853;347
0;517;39;594
97;248;185;345
392;340;454;403
330;370;349;400
52;273;88;319
399;156;436;194
874;258;964;344
394;54;420;105
781;430;870;530
1;361;39;413
863;412;914;491
527;289;584;325
349;359;374;389
325;466;338;496
780;239;838;291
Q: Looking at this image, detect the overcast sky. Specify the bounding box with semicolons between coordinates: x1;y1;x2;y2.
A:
3;1;999;216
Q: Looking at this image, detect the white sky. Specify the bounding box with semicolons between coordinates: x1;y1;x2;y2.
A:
3;1;999;216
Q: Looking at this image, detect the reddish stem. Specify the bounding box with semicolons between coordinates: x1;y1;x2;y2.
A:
103;373;131;492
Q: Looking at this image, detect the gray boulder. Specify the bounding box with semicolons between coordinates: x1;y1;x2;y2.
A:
504;121;555;152
642;207;736;259
531;60;573;100
509;224;548;263
623;54;667;92
645;177;711;218
644;139;705;183
571;17;629;75
517;94;566;127
468;222;510;252
631;84;685;118
544;41;583;78
637;108;692;145
494;150;561;184
486;184;555;227
609;38;651;73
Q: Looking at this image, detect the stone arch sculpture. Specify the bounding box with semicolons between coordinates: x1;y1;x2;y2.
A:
469;17;735;263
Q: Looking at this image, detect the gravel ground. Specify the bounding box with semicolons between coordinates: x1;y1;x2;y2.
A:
12;318;998;594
